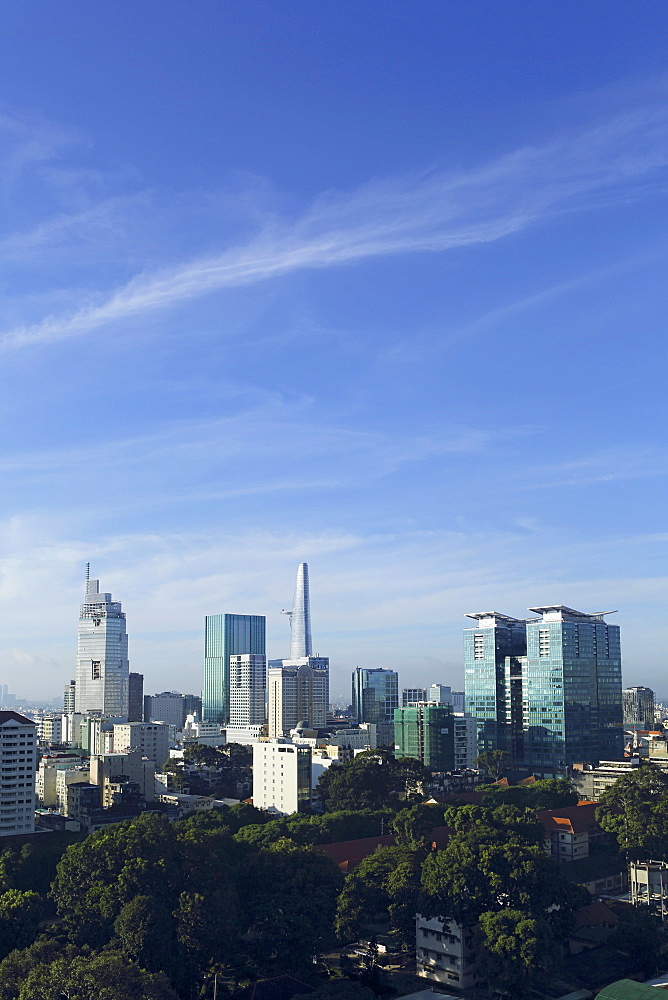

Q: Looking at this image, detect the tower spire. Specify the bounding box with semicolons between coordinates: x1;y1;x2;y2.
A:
282;562;312;658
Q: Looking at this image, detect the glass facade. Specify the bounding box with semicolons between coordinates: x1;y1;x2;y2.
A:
351;667;398;746
283;562;313;659
394;704;455;771
464;607;623;769
75;578;129;718
202;613;265;724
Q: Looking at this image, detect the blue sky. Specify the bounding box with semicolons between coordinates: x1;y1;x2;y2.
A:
1;1;668;701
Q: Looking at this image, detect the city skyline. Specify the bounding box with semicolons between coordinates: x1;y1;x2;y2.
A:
0;4;667;698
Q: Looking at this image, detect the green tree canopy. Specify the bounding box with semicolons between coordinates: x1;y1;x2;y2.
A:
0;890;45;961
336;845;422;948
596;764;668;859
17;950;178;1000
476;908;560;999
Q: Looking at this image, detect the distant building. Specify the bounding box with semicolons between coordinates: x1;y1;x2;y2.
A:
282;562;313;658
267;658;329;736
113;722;171;767
63;680;76;714
0;712;36;836
75;571;129;718
623;686;655;731
572;758;651;799
252;740;312;815
394;704;455;772
128;673;144;722
402;688;427;707
352;667;399;747
203;613;265;725
89;749;155;803
39;714;63;745
453;714;477;770
465;606;623;769
229;654;266;729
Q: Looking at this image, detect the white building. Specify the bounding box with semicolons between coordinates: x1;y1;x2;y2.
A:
143;692;186;728
229;653;266;728
56;765;91;814
89;749;155;803
36;754;85;806
0;712;37;836
267;658;329;736
182;717;225;747
453;714;477;769
327;723;377;750
39;715;63;745
416;914;479;991
75;572;129;718
252;740;312;815
113;722;170;767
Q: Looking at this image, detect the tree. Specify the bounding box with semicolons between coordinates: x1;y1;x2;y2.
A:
317;751;429;812
607;906;668;977
473;750;510;781
0;890;45;961
336;845;422;947
476;908;560;998
391;804;443;848
113;895;177;976
596;764;668;859
17;950;178;1000
182;743;221;766
480;778;578;811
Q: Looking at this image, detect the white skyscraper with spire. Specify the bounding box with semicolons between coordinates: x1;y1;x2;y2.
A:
282;562;312;658
74;566;129;718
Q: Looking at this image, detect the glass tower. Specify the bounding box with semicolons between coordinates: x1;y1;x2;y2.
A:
351;667;399;746
202;613;266;724
74;574;129;718
622;686;655;731
464;613;527;758
394;704;455;771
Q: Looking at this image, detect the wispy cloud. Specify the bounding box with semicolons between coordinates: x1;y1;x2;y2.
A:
2;94;668;352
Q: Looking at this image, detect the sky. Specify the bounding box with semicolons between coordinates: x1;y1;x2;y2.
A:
1;1;668;702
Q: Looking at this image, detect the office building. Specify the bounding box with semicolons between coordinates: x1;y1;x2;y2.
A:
267;657;329;736
128;673;144;723
0;712;36;837
203;613;265;724
74;571;129;718
89;750;155;803
427;684;464;712
623;686;655;731
453;714;478;770
352;667;399;747
402;687;427;707
282;562;312;659
252;740;312;815
112;722;171;767
229;653;266;729
465;606;623;770
63;680;76;714
394;704;455;772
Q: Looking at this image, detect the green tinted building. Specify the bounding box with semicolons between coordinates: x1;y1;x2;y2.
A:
393;704;455;771
202;613;265;724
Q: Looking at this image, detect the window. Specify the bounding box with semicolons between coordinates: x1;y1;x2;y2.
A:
92;661;101;679
473;634;484;659
538;629;551;657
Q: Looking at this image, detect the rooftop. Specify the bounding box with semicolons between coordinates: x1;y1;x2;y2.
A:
528;605;617;622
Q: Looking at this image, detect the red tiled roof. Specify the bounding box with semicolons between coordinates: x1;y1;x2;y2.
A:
574;902;619;930
536;801;600;835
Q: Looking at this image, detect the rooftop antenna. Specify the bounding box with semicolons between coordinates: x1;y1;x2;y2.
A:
85;561;90;582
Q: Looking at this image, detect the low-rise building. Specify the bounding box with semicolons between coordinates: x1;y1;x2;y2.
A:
415;914;479;991
89;750;155;802
113;722;171;767
537;802;602;862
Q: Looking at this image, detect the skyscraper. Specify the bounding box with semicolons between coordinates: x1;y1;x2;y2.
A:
352;667;399;746
74;570;129;718
464;606;624;771
394;704;455;771
229;653;267;729
622;686;655;731
282;563;312;658
128;672;144;722
202;613;266;724
267;658;329;736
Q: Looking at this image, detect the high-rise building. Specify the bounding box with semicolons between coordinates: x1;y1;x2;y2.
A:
352;667;399;747
394;704;455;771
453;714;478;769
128;673;144;723
282;563;312;659
267;658;329;737
144;691;188;728
252;740;312;815
74;572;129;718
402;687;427;707
465;606;624;770
428;684;464;712
229;654;266;729
63;680;76;714
0;712;36;837
202;614;266;724
623;686;655;731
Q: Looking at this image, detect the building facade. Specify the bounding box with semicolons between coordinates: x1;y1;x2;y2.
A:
0;712;37;836
63;680;76;714
465;606;624;769
623;686;655;731
453;714;478;770
402;688;427;707
252;740;312;815
394;704;455;771
112;722;171;767
128;673;144;722
352;667;399;747
416;914;479;991
203;613;266;724
229;653;267;728
74;574;129;718
267;657;329;736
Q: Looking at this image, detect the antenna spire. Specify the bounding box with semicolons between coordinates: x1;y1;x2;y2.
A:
85;561;90;582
